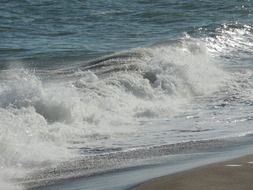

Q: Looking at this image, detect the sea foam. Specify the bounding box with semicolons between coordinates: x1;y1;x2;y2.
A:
0;37;235;189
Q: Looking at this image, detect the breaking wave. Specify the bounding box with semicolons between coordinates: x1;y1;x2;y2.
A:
1;23;253;189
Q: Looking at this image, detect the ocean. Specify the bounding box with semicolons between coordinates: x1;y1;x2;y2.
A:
1;0;253;189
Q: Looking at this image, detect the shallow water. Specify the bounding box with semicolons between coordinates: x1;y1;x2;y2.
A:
33;136;253;190
1;1;253;189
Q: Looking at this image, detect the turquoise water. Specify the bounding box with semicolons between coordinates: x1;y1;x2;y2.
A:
1;1;253;190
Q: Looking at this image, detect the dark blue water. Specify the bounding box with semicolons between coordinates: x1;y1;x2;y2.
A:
1;0;252;64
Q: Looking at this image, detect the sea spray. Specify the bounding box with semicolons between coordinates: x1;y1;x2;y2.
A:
0;37;233;188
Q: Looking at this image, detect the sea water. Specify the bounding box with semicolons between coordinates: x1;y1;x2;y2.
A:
1;1;253;189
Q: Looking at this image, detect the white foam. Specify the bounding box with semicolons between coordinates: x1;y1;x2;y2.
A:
225;164;242;167
0;38;233;187
0;169;23;190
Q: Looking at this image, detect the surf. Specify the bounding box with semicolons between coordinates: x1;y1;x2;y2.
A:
1;24;253;189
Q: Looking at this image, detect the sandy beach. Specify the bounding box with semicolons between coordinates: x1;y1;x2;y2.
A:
133;154;253;190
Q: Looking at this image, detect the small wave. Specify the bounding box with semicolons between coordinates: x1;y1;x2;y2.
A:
0;48;28;53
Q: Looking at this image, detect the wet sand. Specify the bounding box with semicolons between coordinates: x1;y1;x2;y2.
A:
133;154;253;190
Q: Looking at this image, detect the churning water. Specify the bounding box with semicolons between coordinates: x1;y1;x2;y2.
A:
1;1;253;189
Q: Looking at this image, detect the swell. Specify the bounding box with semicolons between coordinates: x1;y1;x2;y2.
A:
2;23;253;73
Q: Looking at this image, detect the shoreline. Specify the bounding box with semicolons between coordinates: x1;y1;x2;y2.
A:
31;137;253;190
132;154;253;190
